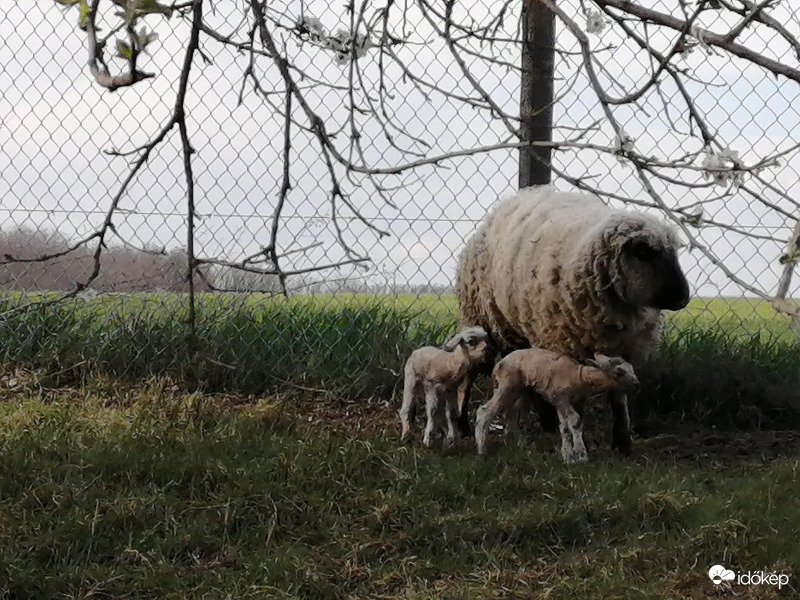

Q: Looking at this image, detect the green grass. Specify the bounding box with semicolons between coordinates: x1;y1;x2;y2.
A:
668;297;800;342
2;292;800;429
0;293;456;398
0;383;797;599
2;293;800;598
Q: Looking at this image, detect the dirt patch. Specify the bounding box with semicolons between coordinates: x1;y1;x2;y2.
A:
288;395;800;467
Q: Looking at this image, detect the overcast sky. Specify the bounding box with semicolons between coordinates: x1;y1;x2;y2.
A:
2;0;800;299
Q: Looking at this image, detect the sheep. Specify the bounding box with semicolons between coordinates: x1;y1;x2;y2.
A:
456;186;690;453
399;327;496;447
475;349;640;463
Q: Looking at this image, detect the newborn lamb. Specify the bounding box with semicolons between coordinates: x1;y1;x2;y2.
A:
476;349;639;463
400;327;495;447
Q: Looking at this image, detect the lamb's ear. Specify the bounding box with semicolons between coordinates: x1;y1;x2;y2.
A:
593;353;611;366
441;332;462;351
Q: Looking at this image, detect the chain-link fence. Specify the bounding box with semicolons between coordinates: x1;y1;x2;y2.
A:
2;1;800;394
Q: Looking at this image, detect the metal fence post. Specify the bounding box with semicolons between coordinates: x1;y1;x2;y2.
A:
519;0;556;189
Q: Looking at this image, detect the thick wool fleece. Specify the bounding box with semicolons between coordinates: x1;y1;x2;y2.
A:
456;186;684;364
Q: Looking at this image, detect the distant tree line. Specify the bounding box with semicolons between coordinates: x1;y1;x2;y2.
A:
0;227;453;295
0;228;208;293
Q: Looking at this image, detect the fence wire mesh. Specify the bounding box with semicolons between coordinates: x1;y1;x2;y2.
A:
2;0;800;394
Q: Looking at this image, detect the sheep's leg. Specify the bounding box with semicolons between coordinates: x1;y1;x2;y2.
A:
443;389;459;447
475;386;517;455
456;367;477;438
422;386;440;448
556;400;588;464
399;372;418;442
608;390;633;455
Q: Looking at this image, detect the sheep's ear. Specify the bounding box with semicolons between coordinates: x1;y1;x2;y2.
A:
608;222;637;250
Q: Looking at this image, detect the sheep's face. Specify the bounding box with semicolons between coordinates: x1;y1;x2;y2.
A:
614;237;690;310
594;354;640;395
463;338;496;364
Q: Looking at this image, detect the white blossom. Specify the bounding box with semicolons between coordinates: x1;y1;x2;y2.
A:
584;9;607;35
614;129;635;162
676;37;698;59
702;147;744;187
681;206;704;228
296;18;375;66
689;24;717;55
327;28;373;65
297;16;326;43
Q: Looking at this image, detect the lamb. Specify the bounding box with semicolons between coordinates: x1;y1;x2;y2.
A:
456;186;690;453
475;349;640;463
399;327;496;447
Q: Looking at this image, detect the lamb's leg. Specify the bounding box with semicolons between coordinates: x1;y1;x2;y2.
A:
443;389;459;447
608;390;633;455
556;400;588;464
399;371;418;442
504;396;527;446
456;367;477;438
475;386;516;455
422;386;441;448
556;407;574;463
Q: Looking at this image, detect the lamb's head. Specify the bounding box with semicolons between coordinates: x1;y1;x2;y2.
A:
602;214;690;311
591;353;640;395
443;326;496;364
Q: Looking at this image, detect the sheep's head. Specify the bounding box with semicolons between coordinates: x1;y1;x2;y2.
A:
444;326;497;364
607;218;690;311
592;353;640;395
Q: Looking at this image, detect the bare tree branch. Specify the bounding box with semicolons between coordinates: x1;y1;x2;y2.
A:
595;0;800;83
26;0;800;309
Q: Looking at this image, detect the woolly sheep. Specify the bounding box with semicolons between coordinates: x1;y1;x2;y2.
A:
475;349;640;463
399;327;496;447
456;186;690;453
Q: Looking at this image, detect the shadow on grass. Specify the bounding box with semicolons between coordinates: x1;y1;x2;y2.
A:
1;386;799;599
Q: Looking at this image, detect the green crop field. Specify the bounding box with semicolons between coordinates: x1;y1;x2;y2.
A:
1;292;799;598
